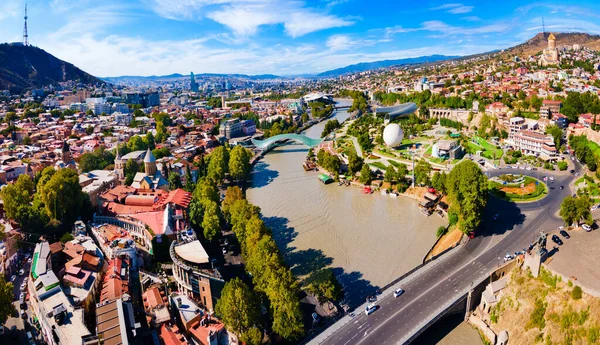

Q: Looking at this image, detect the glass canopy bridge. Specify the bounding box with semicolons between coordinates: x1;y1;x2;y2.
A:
374;102;418;122
251;133;324;151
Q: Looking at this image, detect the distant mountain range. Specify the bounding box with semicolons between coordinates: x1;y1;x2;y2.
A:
315;55;461;78
0;43;102;92
101;73;284;84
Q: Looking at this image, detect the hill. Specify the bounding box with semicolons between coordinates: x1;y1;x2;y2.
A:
506;32;600;57
0;43;102;92
316;55;460;78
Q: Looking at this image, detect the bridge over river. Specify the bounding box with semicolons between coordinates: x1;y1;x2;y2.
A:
251;133;324;151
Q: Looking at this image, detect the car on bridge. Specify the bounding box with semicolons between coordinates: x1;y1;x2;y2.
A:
393;288;404;298
365;304;377;316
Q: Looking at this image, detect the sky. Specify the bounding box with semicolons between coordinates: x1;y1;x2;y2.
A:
1;0;600;77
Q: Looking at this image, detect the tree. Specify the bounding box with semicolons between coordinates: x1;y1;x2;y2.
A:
60;233;74;243
222;186;243;221
124;159;139;186
446;160;488;234
414;159;432;186
560;196;578;226
168;172;182;190
194;178;219;204
39;168;85;226
545;125;563;150
431;171;447;194
215;278;263;345
202;200;221;240
395;162;409;183
126;135;147;152
0;174;34;221
207;146;229;184
184;164;194;192
359;164;373;185
306;268;343;304
144;131;156;150
229;145;251;182
575;195;593;226
347;150;363;176
79;152;101;173
0;277;16;324
384;165;397;183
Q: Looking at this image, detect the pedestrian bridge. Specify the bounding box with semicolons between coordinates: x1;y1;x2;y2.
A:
251;134;324;150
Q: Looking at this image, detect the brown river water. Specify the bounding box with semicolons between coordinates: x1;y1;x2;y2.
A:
246;102;483;345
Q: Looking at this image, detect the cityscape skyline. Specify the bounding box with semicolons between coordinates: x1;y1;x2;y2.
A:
1;1;600;77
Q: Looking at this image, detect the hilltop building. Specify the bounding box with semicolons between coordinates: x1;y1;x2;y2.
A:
539;33;560;67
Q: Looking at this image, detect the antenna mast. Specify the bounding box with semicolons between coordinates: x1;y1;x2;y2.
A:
23;3;29;46
542;17;546;36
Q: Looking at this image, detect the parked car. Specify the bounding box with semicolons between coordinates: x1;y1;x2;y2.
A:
559;186;564;190
10;275;16;282
311;312;320;323
582;224;592;232
504;253;514;261
393;288;404;298
551;234;563;245
365;304;377;316
559;230;570;239
549;176;555;181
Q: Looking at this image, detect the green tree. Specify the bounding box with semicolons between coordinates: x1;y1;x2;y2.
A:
414;159;432;186
347;150;363;176
576;195;593;225
124;159;139;186
0;277;16;324
446;160;488;234
571;286;582;300
359;164;373;185
560;196;578;226
126;135;147;152
229;145;251;182
215;278;263;345
39;168;85;225
60;233;74;243
144;131;156;150
431;171;447;194
384;165;397;183
306;268;343;304
545;125;563;149
222;186;243;221
202;199;221;240
207;146;229;184
168;172;182;190
79;152;101;172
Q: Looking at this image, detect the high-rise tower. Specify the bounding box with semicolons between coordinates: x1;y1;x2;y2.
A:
23;3;29;46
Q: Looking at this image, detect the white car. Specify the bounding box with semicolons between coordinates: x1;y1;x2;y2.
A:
10;275;16;282
365;304;377;316
393;288;404;298
549;176;555;181
582;224;592;232
18;269;25;276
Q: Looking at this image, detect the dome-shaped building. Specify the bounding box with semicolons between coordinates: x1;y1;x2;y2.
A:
383;123;404;147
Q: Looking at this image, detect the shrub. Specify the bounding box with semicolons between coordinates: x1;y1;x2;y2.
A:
571;286;582;300
558;161;568;171
436;226;448;238
448;211;458;226
527;298;547;330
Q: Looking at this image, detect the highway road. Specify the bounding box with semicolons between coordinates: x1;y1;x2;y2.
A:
313;164;581;345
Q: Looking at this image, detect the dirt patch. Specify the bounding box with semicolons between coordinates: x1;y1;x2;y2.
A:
426;228;463;261
404;186;428;199
501;182;536;195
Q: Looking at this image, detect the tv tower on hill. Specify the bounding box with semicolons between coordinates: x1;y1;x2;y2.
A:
23;3;29;46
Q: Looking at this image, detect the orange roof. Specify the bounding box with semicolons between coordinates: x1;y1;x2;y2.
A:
188;317;225;345
129;210;166;235
159;324;189;345
156;189;192;209
143;286;167;310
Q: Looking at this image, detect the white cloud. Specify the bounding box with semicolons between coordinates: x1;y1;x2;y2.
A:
421;20;510;36
0;0;20;21
431;3;474;14
326;35;353;51
462;16;481;21
149;0;353;37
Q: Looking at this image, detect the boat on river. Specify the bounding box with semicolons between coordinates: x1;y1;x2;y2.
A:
318;174;334;184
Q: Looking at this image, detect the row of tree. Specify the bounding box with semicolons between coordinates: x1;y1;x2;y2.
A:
569;135;599;171
218;188;304;342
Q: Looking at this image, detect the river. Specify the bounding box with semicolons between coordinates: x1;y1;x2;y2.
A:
246;101;482;344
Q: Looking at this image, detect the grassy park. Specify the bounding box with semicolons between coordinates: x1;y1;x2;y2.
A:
489;175;548;202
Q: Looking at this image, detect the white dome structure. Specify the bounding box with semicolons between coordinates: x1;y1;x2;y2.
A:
383;123;404;147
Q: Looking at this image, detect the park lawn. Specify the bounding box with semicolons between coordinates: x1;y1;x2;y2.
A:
388;160;406;169
587;139;600;157
473;136;503;159
369;161;387;170
489;176;548;202
424;145;433;156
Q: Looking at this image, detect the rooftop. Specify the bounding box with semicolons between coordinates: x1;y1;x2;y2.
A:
174;240;209;264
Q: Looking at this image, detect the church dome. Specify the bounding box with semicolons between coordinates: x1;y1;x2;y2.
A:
144;148;156;163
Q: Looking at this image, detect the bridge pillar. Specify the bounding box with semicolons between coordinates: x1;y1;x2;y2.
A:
465;289;473;321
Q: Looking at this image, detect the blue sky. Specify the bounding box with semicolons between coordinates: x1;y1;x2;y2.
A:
1;0;600;76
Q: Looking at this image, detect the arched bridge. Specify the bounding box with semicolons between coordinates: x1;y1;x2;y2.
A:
375;102;418;121
251;134;324;150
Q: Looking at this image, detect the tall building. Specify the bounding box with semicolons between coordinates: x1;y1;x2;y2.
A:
124;92;160;108
190;72;198;92
539;33;559;66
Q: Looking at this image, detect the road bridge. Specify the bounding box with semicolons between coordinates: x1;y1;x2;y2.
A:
308;165;580;345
